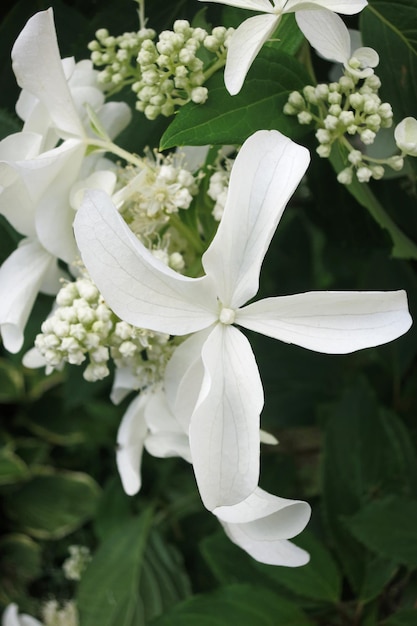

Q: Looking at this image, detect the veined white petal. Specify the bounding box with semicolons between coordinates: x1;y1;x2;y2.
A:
202;130;310;309
74;189;218;335
189;325;263;510
284;0;367;14
116;392;148;495
0;239;56;353
237;290;412;354
197;0;275;11
224;14;279;95
296;10;350;64
12;9;84;139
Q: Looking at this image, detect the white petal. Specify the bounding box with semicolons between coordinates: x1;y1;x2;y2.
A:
2;603;43;626
0;239;56;353
295;10;350;64
95;101;132;141
395;117;417;157
22;347;47;369
348;46;379;78
202;130;310;309
197;0;274;10
222;525;310;566
116;392;148;495
110;367;141;405
224;14;279;95
284;0;367;14
189;325;263;510
214;486;311;566
144;386;192;462
164;329;212;431
12;10;84;138
237;290;412;354
74;189;217;335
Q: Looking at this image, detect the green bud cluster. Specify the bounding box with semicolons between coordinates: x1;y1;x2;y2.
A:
284;69;402;184
89;20;233;120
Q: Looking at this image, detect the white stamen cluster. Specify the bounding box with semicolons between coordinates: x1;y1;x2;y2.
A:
133;20;233;119
62;545;91;582
42;600;78;626
284;63;401;184
207;154;234;221
34;275;173;385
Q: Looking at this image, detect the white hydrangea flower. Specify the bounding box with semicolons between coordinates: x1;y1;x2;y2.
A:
197;0;368;94
74;129;411;511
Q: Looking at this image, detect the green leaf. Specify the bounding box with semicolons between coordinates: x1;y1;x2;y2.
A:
359;555;399;603
0;447;29;486
151;584;313;626
321;378;417;591
0;533;41;604
361;0;417;124
3;469;101;539
160;48;311;150
0;358;25;403
384;609;417;625
346;496;417;568
201;530;341;606
77;511;153;626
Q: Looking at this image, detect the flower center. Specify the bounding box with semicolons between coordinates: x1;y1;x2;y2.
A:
219;307;236;325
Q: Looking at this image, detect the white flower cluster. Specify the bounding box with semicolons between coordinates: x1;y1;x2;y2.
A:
62;545;91;581
34;274;173;386
41;600;78;626
89;20;233;120
284;66;400;184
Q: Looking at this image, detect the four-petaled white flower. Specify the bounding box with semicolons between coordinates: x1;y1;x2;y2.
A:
74;129;411;511
197;0;368;94
296;10;379;78
0;9;130;352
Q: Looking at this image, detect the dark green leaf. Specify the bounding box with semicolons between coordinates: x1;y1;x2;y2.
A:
347;496;417;568
0;447;29;486
151;584;313;626
384;609;417;625
160;48;311;150
0;533;41;603
4;470;101;539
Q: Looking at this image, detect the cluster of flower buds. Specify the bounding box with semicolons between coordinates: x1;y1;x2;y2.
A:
62;545;91;582
41;600;78;626
284;65;402;184
34;274;173;386
89;20;233;119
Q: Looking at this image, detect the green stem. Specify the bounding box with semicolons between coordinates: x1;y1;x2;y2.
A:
87;137;145;168
169;213;205;255
203;54;226;82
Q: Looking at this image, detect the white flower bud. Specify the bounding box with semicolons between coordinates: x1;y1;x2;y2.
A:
356;166;373;182
337;168;353;185
360;129;376;145
297;111;312;125
316;144;331;158
348;150;363;166
387;155;404;171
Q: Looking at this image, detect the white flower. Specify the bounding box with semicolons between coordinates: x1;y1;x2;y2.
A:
2;604;43;626
0;9;130;352
298;11;379;79
197;0;368;94
74;129;411;510
394;117;417;157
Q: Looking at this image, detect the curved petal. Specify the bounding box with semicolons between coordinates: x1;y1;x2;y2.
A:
12;9;84;139
0;239;56;353
116;392;148;495
295;10;350;64
214;487;311;566
237;290;412;354
221;526;310;566
224;14;279;95
96;102;132;141
189;325;263;510
144;386;192;462
349;47;379;78
164;329;213;431
284;0;367;14
202;130;310;309
74;189;217;335
110;366;141;405
395;117;417;157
